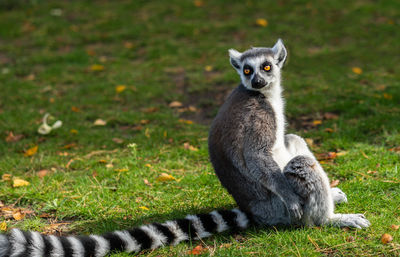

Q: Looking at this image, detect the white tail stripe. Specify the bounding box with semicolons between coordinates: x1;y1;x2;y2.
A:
163;220;188;245
30;232;45;257
232;208;249;229
9;229;27;257
210;211;229;232
185;215;212;239
48;235;64;257
89;235;110;257
113;230;141;253
140;225;167;249
67;237;85;257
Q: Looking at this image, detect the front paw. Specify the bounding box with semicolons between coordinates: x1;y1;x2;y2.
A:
287;202;303;220
335;214;371;229
331;187;348;204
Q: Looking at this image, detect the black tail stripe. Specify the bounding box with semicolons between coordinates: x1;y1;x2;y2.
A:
42;235;54;257
218;210;239;230
197;213;218;233
152;223;175;245
59;236;74;257
102;232;125;253
128;228;152;251
77;236;97;257
175;218;197;239
22;231;33;256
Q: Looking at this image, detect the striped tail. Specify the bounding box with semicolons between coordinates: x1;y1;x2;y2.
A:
0;208;250;257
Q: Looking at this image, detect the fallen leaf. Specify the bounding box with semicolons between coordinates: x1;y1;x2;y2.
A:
367;170;377;174
156;173;176;182
139;206;149;211
188;245;207;255
381;233;393;244
112;138;124;144
71;106;80;112
183;142;199;151
0;221;6;231
24;145;38;157
93;119;107;126
352;67;362;75
115;85;126;93
63;143;76;149
169;101;183;108
255;18;268;27
390;224;399;230
140;119;150;125
105;163;114;169
389;146;400;153
5;132;23;143
143;179;152;187
89;64;105;71
336;151;348;157
124;42;134;49
13;178;30;187
330;180;340;187
305;138;314;147
323;112;339;120
2;174;12;181
188;105;197;112
178;119;193;125
346;236;355;242
204;65;213;72
324;128;334;133
383;93;393;100
145;164;152;168
86;49;96;56
312;120;322;126
193;0;204;7
12;211;25;221
114;168;128;172
70;129;78;134
361;151;369;159
25;74;35;81
98;159;107;164
145;128;150;138
141;107;159;113
37;169;49;178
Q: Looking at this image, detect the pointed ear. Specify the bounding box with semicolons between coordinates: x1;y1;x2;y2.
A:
271;39;287;68
228;49;242;71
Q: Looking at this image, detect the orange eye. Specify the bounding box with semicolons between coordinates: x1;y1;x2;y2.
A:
264;65;271;71
244;69;251;75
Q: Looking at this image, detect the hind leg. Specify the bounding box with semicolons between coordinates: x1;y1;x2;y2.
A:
283;155;370;228
248;194;291;226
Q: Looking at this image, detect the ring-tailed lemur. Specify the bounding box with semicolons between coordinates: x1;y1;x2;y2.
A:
0;39;370;257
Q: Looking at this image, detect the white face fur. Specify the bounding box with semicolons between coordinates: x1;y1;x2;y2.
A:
229;39;287;92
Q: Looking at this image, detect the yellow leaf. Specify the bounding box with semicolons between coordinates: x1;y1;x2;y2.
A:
70;129;78;134
204;65;213;72
24;145;38;157
383;93;393;100
352;67;362;75
93;119;107;126
256;18;268;27
145;164;152;168
71;106;80;112
115;85;127;93
98;159;107;164
145;128;150;138
169;101;183;108
114;168;128;172
13;178;30;187
312;120;322;126
336;151;348;157
178;119;193;125
156;173;176;182
139;206;149;211
90;64;105;71
0;221;7;231
13;211;25;221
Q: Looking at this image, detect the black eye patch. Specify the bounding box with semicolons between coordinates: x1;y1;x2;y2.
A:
243;65;253;76
260;61;272;72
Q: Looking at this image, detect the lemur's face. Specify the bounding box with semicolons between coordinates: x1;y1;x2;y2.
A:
229;39;287;92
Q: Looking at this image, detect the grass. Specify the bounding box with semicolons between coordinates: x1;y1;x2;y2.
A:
0;0;399;256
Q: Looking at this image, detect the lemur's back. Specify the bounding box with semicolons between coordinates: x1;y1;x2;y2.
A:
208;84;277;211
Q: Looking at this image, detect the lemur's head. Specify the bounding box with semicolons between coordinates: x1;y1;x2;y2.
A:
229;39;287;91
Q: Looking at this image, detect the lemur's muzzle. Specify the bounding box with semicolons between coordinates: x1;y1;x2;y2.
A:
251;75;266;89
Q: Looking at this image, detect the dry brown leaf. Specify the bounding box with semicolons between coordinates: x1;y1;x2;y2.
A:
140;119;150;125
24;145;38;157
93;119;107;126
330;179;340;187
188;245;207;255
141;107;159;113
156;173;176;182
188;105;198;112
383;93;393;100
305;138;314;147
112;138;124;144
105;163;114;169
381;233;393;244
183;142;199;151
193;0;204;7
389;146;400;153
361;151;369;159
13;178;30;187
323;112;339;120
390;224;399;230
124;42;134;49
71;106;80;112
169;101;183;108
143;179;152;187
324;128;334;133
12;210;25;221
5;132;23;143
2;174;12;181
63;143;76;149
37;169;49;178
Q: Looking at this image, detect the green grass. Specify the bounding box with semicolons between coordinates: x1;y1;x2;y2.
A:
0;0;399;256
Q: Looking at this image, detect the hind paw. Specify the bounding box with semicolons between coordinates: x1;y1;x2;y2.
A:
332;214;370;229
331;187;348;204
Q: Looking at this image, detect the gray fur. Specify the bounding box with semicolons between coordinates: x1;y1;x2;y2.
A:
0;235;9;257
209;39;370;229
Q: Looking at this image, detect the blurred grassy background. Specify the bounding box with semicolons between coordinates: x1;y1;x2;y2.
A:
0;0;399;256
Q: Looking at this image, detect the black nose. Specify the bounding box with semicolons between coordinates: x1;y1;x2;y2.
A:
251;75;266;89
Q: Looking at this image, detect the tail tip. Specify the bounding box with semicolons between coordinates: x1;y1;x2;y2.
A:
0;234;10;257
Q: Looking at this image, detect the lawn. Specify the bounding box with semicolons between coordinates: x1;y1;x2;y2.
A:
0;0;399;256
